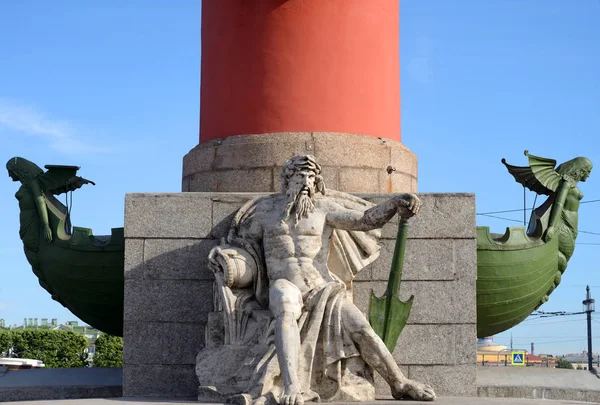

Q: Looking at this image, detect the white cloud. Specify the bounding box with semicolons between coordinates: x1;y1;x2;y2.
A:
407;57;434;84
0;99;106;154
407;36;435;84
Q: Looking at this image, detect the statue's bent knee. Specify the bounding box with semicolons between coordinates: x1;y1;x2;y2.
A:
350;325;378;344
269;278;303;319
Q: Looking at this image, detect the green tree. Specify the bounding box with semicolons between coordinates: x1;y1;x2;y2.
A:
0;330;88;368
0;331;13;357
556;358;574;369
93;334;123;367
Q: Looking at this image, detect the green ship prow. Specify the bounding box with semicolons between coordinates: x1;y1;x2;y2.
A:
476;151;592;338
7;157;124;337
41;194;124;336
476;225;558;337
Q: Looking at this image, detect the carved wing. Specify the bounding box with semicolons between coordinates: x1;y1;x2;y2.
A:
39;165;95;195
502;150;562;195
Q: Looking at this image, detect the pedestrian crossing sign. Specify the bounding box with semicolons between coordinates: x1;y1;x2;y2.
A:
512;351;526;366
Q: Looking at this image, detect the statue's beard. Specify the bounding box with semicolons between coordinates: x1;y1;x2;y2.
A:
282;182;316;224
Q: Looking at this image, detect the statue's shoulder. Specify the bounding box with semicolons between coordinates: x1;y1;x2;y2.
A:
315;195;342;211
252;194;286;211
317;190;375;212
234;194;285;226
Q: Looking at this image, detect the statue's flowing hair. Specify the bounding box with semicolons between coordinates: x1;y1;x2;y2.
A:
556;157;593;183
279;155;325;195
6;157;43;182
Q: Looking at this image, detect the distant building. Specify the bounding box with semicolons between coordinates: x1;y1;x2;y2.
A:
526;354;550;367
561;352;600;370
476;337;556;367
477;336;514;366
14;318;58;329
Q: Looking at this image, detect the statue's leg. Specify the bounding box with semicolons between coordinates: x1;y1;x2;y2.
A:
340;301;435;401
269;279;304;405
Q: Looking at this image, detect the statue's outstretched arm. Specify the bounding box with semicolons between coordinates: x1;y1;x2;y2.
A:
29;180;52;242
545;181;569;241
326;194;420;231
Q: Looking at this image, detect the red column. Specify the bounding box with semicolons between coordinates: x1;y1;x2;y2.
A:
200;0;401;143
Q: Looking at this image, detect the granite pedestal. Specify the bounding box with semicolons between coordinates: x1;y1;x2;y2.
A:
122;192;476;398
183;133;418;193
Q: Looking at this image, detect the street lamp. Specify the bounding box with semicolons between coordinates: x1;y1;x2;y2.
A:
582;285;595;372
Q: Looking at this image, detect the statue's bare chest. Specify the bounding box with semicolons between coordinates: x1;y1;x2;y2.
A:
263;210;326;238
262;209;329;263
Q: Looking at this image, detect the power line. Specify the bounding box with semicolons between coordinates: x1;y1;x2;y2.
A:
521;320;583;326
477;198;600;216
477;213;523;223
521;316;585;326
478;208;533;215
529;311;586;318
476;214;600;239
495;336;588;340
493;337;600;345
524;317;583;323
534;338;594;345
532;311;577;315
560;285;600;289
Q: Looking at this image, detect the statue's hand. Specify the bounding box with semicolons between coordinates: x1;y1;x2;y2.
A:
396;193;421;218
44;225;53;243
544;226;556;242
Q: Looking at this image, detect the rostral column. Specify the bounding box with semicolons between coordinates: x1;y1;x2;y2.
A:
183;0;417;193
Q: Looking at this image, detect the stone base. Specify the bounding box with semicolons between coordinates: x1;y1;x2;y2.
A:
123;192;476;398
477;366;600;403
182;133;418;193
198;386;229;403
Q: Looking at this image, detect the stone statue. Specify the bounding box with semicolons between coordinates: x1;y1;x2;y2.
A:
6;157;125;336
197;155;435;404
503;151;593;301
6;157;94;285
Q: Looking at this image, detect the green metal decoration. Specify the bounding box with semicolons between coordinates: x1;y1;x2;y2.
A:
476;151;592;338
6;157;125;336
369;219;414;352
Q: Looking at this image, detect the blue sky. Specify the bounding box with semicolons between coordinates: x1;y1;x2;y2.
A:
1;1;599;356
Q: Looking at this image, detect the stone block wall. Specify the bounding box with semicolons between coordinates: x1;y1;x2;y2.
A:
123;192;476;397
354;193;477;396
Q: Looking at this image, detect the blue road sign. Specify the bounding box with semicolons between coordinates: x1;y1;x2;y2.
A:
512;351;526;366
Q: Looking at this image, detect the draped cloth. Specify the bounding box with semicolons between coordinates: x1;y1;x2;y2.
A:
244;282;368;403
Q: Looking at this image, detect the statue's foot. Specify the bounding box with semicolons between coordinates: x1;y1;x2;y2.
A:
302;388;320;403
280;385;304;405
392;379;436;401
